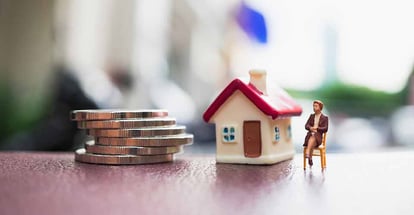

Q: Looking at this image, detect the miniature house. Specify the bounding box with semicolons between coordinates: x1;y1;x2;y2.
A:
203;70;302;164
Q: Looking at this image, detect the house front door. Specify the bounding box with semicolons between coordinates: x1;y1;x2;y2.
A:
243;121;262;158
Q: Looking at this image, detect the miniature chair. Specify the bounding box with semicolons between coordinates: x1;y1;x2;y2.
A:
303;132;327;170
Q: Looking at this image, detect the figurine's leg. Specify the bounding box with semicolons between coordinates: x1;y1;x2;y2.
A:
306;136;316;166
305;136;316;156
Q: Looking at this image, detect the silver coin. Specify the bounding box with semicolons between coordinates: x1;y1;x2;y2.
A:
86;126;186;137
84;140;182;155
77;118;176;129
71;109;168;121
74;148;174;165
95;134;194;147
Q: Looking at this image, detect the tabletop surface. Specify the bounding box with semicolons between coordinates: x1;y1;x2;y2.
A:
0;150;413;215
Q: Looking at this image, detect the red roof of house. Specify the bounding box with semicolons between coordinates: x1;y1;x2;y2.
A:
203;78;302;122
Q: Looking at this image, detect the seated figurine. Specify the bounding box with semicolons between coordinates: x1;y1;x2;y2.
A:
303;100;328;166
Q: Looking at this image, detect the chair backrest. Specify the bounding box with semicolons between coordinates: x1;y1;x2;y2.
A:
321;132;327;148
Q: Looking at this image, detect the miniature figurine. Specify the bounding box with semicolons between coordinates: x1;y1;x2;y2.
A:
303;100;328;166
203;70;302;164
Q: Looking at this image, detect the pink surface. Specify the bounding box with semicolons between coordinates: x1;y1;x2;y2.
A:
203;78;302;122
1;151;414;215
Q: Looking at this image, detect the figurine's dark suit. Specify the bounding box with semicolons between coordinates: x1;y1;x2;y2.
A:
303;114;329;147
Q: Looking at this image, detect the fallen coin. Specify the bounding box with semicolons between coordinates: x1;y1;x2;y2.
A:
77;118;176;129
86;126;186;137
71;109;168;121
84;140;182;155
74;148;174;165
95;134;194;147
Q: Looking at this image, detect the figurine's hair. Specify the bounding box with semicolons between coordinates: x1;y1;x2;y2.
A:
313;100;324;110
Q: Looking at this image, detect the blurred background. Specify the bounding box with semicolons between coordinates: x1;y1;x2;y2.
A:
1;0;414;153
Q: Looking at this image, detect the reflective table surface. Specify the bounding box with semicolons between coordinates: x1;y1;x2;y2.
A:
0;150;413;215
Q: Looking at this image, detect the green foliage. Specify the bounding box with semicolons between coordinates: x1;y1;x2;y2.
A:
287;81;406;117
0;80;50;143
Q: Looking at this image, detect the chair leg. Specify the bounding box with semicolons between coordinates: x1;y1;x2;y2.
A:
320;154;324;169
320;152;325;169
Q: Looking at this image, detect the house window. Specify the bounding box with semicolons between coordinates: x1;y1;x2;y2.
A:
222;126;236;143
274;126;281;142
287;125;292;139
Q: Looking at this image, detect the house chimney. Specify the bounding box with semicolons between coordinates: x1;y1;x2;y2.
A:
249;69;268;95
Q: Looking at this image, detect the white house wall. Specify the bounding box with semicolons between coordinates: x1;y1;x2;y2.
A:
268;117;295;161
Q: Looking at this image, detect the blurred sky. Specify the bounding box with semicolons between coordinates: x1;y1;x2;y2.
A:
236;0;414;92
49;0;414;96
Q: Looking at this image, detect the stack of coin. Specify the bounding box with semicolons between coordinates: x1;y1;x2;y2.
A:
70;110;193;165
